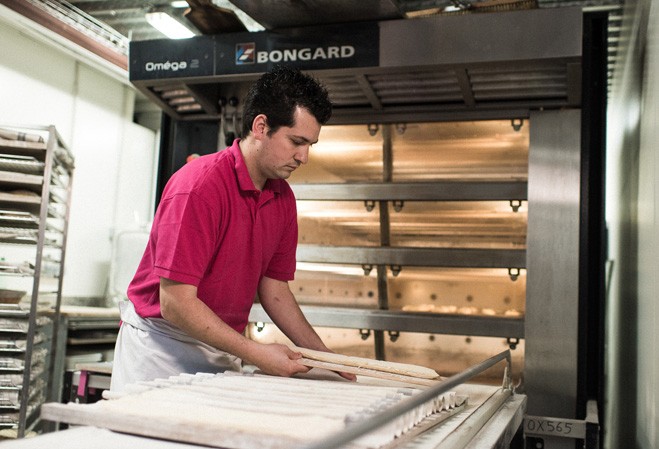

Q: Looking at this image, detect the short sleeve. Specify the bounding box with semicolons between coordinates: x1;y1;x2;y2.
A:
152;192;219;286
263;192;297;281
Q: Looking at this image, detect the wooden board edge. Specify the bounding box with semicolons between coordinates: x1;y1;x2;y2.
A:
41;402;305;449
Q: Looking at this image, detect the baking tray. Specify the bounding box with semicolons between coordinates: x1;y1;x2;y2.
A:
0;290;26;305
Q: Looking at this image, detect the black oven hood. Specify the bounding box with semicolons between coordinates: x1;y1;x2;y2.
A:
129;6;583;124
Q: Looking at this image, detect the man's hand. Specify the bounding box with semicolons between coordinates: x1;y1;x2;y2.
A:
249;343;311;377
335;370;357;382
258;277;357;381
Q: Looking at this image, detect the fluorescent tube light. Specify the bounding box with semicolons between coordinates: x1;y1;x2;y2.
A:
145;11;195;39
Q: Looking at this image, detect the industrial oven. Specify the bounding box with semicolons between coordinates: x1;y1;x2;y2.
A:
125;6;607;448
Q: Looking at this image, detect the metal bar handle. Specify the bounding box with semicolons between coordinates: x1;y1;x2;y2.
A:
298;349;512;449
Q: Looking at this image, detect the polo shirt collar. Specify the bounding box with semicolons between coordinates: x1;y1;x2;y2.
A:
229;139;282;195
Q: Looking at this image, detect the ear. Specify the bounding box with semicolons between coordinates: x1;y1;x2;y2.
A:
251;114;268;140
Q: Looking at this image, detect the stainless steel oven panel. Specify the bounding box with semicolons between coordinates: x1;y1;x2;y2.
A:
525;109;581;420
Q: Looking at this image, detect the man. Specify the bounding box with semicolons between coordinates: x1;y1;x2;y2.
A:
111;66;354;391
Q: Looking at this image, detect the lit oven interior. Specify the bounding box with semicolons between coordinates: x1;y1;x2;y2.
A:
248;119;529;383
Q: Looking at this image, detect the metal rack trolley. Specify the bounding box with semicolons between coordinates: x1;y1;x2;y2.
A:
0;125;74;437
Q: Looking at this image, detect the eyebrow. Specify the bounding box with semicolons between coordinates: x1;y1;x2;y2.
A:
291;134;318;145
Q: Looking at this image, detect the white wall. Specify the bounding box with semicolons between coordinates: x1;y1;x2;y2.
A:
0;9;157;301
605;0;658;447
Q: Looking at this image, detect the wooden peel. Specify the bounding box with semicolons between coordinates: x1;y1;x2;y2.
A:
184;0;247;34
290;345;442;381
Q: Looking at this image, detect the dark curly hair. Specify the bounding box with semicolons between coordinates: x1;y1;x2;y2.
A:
241;66;332;137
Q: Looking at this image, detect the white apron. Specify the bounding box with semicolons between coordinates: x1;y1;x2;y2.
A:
110;301;242;392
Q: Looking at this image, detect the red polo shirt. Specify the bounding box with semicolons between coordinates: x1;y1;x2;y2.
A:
127;140;298;333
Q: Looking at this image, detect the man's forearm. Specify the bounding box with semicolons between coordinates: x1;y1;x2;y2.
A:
160;279;259;361
159;278;310;377
258;278;328;351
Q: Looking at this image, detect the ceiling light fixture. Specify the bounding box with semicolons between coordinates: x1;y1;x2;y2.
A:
145;11;195;39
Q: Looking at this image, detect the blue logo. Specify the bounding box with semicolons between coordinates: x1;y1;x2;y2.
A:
236;43;255;65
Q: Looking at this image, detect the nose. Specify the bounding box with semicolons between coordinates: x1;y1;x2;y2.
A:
294;145;310;165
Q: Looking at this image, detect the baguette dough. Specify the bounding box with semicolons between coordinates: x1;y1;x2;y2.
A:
290;345;440;379
298;358;440;387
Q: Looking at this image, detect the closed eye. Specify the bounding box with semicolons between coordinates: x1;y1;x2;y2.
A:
290;135;317;147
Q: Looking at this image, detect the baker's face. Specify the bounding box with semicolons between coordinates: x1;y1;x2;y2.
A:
257;106;321;180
